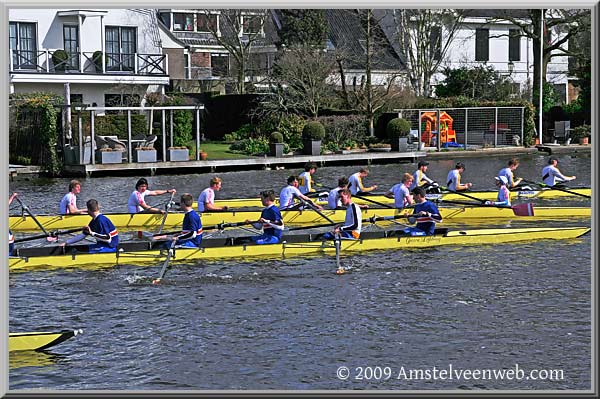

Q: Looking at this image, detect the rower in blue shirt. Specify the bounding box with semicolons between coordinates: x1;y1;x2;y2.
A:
59;199;119;253
248;190;284;244
156;194;203;248
409;186;442;236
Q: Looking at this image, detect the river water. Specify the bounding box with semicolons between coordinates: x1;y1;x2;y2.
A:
8;153;592;391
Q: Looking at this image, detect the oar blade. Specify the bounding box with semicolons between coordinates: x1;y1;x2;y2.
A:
512;203;534;217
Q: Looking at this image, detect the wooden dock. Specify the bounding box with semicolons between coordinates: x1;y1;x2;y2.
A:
62;150;424;177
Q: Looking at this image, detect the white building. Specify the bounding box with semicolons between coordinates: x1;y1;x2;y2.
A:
9;9;169;107
432;10;571;102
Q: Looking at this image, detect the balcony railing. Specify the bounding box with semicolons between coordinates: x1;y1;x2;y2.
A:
9;49;168;76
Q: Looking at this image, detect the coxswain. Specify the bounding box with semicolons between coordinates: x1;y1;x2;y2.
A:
485;176;511;207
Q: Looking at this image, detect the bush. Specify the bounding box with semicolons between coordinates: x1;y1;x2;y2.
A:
269;131;284;143
386;118;411;139
570;125;591;140
302;121;325;140
257;114;304;149
52;49;69;70
229;137;269;155
224;124;255;142
94;114;147;139
316;115;368;150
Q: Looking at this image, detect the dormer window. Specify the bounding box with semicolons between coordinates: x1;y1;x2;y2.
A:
173;13;194;31
197;13;217;33
242;15;262;35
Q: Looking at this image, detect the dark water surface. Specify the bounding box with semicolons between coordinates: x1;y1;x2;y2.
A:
8;153;592;390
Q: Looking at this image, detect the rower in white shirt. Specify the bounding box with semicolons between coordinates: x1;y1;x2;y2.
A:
446;162;472;192
279;175;322;210
541;158;576;187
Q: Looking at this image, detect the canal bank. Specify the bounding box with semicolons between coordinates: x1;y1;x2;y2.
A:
9;144;591;179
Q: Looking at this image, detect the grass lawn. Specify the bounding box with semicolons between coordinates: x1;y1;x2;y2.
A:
198;142;254;160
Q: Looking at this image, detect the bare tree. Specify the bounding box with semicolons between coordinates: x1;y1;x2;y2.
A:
266;45;337;118
200;9;268;94
390;9;464;97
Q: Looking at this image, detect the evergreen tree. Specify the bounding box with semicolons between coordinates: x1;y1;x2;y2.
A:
279;10;328;47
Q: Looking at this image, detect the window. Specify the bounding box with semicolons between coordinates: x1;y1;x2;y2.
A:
197;13;217;32
211;54;229;77
106;26;136;71
70;94;84;105
9;22;37;69
475;28;489;62
430;27;442;60
242;15;262;35
552;83;566;105
105;94;141;112
63;25;79;70
173;13;194;31
509;29;520;61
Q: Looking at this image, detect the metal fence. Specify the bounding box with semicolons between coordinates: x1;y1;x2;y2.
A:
395;107;525;148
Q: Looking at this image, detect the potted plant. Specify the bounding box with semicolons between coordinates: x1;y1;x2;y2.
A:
52;49;69;72
302;121;325;156
199;150;208;160
269;131;285;158
96;148;122;164
570;125;591;145
92;50;103;72
167;146;190;162
133;146;157;162
387;118;411;152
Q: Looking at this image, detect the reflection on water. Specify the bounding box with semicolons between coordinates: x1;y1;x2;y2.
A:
10;350;63;369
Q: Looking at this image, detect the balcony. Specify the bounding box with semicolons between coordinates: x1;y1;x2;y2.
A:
9;49;168;76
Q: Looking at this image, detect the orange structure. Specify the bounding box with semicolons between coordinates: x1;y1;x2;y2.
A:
420;111;456;146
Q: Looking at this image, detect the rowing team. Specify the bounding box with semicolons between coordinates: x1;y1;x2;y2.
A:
8;156;577;255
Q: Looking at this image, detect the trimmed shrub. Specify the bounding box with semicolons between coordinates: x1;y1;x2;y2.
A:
386;118;411;139
52;49;69;70
302;121;325;140
269;131;284;143
316;114;368;151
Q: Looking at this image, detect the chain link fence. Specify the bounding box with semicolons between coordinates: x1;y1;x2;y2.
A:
395;107;525;148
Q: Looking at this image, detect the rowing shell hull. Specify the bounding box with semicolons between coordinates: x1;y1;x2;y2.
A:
9;330;82;351
9;227;590;270
9;206;591;232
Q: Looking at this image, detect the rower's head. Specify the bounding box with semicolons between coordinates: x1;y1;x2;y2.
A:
359;167;369;177
287;175;299;187
417;160;429;171
69;179;82;194
305;162;317;174
402;173;414;186
180;193;194;210
260;190;275;206
339;188;352;206
508;158;520;170
210;177;223;191
455;162;465;173
548;157;558;166
412;187;427;203
495;176;508;187
338;176;349;188
135;178;149;192
86;199;100;215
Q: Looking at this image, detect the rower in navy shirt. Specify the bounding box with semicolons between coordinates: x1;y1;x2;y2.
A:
60;199;119;253
159;194;202;248
410;187;442;236
248;190;284;244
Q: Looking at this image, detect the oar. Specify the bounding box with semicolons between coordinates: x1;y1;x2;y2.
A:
436;199;535;216
354;193;394;209
13;197;50;236
13;227;84;244
157;191;176;234
443;187;486;204
522;179;591;199
287;213;417;232
152;240;176;284
139;220;259;239
298;198;335;224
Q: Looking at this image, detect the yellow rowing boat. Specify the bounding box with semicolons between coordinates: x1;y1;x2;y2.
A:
9;226;590;271
9;206;591;233
9;330;82;351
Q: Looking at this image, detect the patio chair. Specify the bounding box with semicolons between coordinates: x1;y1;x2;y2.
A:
143;135;157;148
105;136;128;161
